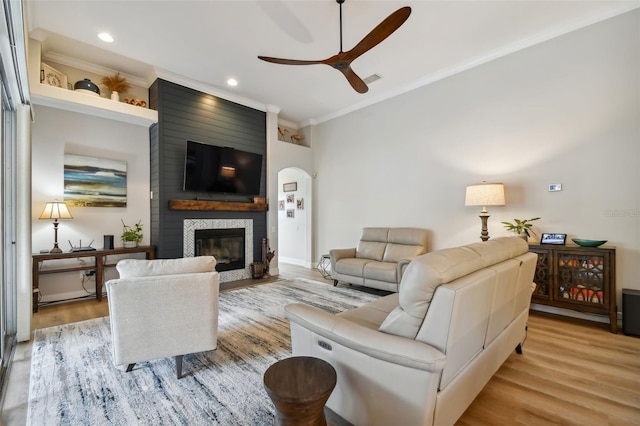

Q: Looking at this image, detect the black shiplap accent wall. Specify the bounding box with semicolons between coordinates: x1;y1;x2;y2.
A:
149;79;267;260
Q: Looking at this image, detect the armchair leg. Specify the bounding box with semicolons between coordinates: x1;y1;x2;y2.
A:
176;355;184;379
126;363;136;372
333;280;338;287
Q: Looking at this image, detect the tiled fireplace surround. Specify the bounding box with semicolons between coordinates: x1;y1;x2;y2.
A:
183;219;253;282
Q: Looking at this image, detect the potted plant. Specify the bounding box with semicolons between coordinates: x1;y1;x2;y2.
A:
501;217;541;241
121;219;143;247
101;72;132;101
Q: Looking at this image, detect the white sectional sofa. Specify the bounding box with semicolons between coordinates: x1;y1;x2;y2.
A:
286;237;537;425
330;227;429;292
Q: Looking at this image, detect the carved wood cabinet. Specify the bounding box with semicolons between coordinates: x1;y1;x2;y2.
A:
528;244;617;333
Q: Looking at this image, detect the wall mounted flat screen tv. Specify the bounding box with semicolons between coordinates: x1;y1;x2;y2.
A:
183;140;263;195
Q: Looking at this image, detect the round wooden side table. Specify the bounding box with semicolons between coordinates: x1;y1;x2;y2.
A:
263;356;337;426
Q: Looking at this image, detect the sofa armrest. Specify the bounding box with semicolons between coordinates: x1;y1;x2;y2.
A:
329;248;356;268
285;303;446;373
397;257;416;280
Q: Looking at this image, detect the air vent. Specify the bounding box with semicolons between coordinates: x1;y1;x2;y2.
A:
363;74;381;84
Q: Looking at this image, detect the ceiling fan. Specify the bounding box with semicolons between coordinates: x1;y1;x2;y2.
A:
258;0;411;94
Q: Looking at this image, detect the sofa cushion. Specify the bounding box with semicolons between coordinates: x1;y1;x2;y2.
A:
356;241;386;261
383;243;426;263
334;258;374;276
355;228;389;261
337;294;399;330
116;256;217;279
378;237;528;338
363;261;397;283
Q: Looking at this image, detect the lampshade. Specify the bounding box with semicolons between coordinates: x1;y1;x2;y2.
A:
39;201;73;220
465;183;505;208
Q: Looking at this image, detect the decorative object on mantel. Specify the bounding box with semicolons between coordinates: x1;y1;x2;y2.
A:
124;98;147;108
40;63;67;89
501;217;541;242
39;200;73;253
571;238;608;247
101;72;132;102
465;182;505;242
74;79;100;96
121;219;143;247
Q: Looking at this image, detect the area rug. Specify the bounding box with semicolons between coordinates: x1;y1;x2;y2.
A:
27;278;379;425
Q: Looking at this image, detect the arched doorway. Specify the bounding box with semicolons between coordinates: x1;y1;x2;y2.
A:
277;167;313;268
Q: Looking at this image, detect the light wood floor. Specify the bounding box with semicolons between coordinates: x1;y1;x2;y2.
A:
30;263;640;425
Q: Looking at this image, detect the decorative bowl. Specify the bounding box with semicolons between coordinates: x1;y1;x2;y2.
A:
571;239;607;247
74;78;100;95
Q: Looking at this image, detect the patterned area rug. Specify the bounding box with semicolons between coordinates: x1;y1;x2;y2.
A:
27;279;379;426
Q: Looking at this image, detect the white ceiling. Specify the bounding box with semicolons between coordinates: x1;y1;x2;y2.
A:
25;1;638;126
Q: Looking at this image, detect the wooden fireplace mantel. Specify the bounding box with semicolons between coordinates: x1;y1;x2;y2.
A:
169;199;268;212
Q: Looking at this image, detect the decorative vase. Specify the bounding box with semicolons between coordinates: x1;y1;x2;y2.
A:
123;241;136;248
111;91;119;101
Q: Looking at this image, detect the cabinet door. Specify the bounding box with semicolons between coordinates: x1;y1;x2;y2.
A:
530;247;552;301
556;251;608;308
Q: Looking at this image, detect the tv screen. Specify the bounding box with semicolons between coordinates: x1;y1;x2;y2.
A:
183;141;263;195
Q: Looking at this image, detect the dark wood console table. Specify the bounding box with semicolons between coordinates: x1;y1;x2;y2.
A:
32;245;155;313
529;244;616;332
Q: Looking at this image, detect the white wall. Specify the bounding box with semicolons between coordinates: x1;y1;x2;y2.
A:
267;121;315;272
313;11;639;309
278;168;312;267
31;105;151;302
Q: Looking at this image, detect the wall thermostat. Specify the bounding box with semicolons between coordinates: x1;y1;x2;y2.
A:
548;184;562;192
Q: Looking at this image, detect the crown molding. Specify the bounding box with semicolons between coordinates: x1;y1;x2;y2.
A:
154;68;268;113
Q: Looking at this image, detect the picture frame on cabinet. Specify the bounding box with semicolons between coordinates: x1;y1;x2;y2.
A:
40;63;68;89
541;233;567;245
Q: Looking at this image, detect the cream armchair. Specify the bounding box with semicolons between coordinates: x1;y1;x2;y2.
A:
105;256;219;379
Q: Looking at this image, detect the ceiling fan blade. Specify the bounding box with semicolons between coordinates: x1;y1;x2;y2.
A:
258;56;326;66
338;66;369;94
343;6;411;62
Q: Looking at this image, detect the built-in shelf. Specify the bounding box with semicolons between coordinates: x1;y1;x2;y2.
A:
169;199;269;212
31;83;158;127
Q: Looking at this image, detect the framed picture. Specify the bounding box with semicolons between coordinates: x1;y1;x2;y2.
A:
286;194;294;203
41;63;68;89
286;209;295;218
64;154;127;207
541;233;567;245
283;182;297;192
278;200;285;211
296;198;304;210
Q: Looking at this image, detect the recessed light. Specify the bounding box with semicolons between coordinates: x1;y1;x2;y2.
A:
227;78;238;87
98;32;114;43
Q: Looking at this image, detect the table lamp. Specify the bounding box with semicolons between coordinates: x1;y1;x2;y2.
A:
39;201;73;253
465;182;505;242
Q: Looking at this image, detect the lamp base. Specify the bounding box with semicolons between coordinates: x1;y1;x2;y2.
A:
479;213;490;242
49;246;63;254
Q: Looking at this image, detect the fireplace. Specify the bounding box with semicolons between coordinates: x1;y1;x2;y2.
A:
184;219;253;282
195;228;245;272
